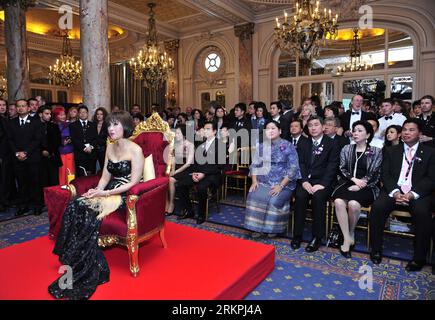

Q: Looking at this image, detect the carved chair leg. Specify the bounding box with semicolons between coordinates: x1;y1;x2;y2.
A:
159;227;168;248
127;237;140;277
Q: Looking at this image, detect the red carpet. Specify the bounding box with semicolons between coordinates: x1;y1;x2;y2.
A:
0;222;274;300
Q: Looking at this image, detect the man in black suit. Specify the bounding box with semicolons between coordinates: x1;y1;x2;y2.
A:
38;105;62;187
290;119;309;150
340;94;376;139
369;119;435;271
280;99;294;141
70;105;98;177
7;99;45;215
176;121;225;224
418;95;435;147
323;117;349;150
0;114;11;211
291;116;340;252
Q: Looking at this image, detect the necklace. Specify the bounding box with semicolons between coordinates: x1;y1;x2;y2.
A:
353;145;367;178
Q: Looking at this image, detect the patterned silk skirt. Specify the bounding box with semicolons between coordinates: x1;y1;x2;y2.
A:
244;184;293;234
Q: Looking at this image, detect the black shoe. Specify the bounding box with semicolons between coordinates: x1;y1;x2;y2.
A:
196;217;205;225
305;237;322;253
0;204;6;212
370;251;382;265
339;247;352;259
177;209;194;220
405;260;425;272
290;236;302;250
165;211;174;217
15;206;29;216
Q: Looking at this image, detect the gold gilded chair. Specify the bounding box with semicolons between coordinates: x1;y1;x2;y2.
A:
45;113;174;277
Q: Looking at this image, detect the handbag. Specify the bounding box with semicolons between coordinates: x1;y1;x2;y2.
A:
326;225;343;248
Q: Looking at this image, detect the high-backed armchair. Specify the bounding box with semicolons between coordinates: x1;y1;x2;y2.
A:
44;113;174;277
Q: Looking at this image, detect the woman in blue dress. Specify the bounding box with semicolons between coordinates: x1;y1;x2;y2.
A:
244;121;301;238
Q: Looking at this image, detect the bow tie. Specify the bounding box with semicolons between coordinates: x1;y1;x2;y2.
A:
351;111;360;115
384;116;393;120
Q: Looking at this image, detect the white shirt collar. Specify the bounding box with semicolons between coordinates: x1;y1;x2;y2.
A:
19;115;29;123
404;142;419;154
273;115;281;122
292;134;301;141
312;135;323;145
205;137;216;150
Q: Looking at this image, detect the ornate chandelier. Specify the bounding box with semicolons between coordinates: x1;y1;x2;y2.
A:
0;75;7;98
129;3;174;88
49;31;82;88
274;0;339;62
337;28;373;73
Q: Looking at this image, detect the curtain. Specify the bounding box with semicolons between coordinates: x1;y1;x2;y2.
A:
110;62;167;114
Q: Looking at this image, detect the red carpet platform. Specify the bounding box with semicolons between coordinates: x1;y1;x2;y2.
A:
0;221;274;300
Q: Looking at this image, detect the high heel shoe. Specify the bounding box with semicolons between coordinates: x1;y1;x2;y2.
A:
339;247;352;259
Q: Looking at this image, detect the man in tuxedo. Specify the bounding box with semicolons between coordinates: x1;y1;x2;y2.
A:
418;95;435;147
376;98;407;143
38;106;62;187
290;119;309;150
291;116;340;252
340;94;376;140
7;99;45;215
323;117;349;150
28;98;39;117
369;119;435;271
280;100;294;141
176;121;225;224
70;105;98;177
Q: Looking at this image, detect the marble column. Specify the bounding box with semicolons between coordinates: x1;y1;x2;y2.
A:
235;23;255;104
79;0;111;116
3;1;32;102
165;39;179;108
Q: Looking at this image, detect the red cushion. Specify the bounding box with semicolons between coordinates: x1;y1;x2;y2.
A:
128;177;169;196
71;174;102;196
133;132;169;178
100;209;128;236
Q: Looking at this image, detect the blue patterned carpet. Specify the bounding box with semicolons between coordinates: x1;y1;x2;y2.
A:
0;205;434;300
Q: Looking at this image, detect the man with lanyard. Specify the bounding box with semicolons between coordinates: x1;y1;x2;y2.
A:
369;118;435;271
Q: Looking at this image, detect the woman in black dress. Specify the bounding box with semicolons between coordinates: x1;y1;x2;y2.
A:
93;107;108;171
332;121;382;258
48;111;144;299
165;124;194;215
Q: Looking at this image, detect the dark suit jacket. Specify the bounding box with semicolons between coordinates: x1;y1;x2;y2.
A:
192;138;226;177
42;121;62;167
0;117;11;159
332;134;350;151
293;135;310;152
382;143;435;198
95;122;108;153
69;120;98;161
419;112;435;139
7;116;44;163
297;135;340;187
340;110;376;132
280;110;294;141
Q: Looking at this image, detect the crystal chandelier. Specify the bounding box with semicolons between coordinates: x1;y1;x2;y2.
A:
49;31;82;88
129;3;174;88
0;75;7;98
337;28;373;73
274;0;339;62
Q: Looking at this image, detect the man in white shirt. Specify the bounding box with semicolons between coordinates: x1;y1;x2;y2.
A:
377;98;407;142
269;101;282;123
369;119;435;271
367;118;384;149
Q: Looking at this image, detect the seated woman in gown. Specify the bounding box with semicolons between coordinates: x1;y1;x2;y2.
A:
244;120;301;238
165;124;194;215
331;120;382;258
48;110;145;300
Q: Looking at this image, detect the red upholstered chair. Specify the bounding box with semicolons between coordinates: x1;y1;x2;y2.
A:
44;113;174;277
